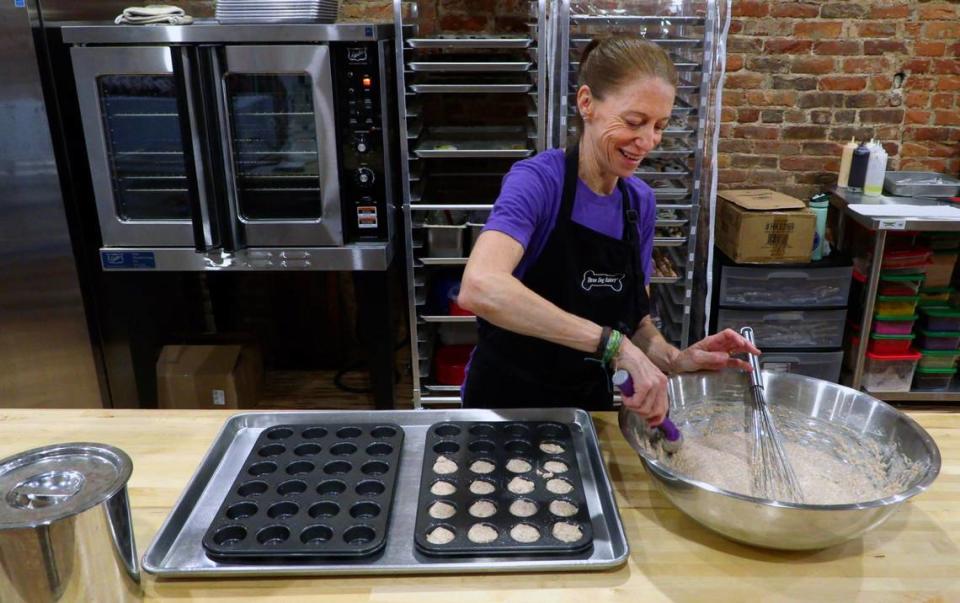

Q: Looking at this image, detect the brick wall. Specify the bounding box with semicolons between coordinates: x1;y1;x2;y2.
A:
343;1;960;199
721;0;960;199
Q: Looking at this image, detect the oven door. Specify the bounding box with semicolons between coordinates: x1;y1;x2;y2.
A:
217;45;343;247
72;46;200;248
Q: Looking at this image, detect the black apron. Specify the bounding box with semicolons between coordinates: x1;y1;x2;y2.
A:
462;145;651;410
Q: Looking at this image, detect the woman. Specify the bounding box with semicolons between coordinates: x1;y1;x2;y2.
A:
458;36;759;424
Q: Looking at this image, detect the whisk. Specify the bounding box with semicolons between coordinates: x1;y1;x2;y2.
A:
740;327;804;503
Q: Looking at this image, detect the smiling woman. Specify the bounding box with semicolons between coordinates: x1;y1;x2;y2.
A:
457;36;759;416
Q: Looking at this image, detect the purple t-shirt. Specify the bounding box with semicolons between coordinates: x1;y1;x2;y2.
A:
482;148;656;284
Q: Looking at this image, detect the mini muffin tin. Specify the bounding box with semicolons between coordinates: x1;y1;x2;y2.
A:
202;423;404;559
414;421;593;556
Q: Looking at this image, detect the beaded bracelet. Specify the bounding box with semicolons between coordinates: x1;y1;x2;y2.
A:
602;329;623;366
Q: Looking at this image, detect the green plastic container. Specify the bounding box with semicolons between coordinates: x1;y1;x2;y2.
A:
878;273;925;296
918;349;960;370
913;367;957;391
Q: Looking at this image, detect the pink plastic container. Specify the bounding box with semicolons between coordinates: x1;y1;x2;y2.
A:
872;314;918;335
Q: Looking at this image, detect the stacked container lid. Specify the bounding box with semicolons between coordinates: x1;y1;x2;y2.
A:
856;233;960;392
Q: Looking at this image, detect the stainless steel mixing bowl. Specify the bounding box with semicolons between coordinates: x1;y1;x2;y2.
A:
619;370;941;550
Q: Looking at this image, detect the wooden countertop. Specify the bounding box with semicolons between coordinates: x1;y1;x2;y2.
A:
1;408;958;601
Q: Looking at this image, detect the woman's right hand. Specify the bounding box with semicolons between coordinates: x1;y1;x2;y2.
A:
615;338;669;426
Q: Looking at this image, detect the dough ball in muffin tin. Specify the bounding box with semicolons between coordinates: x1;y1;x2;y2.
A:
507;476;535;495
469;478;496;495
426;525;456;545
510;523;541;543
428;501;457;520
509;498;539;518
467;523;499;544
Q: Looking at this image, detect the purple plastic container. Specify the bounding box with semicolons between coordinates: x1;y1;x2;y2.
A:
916;330;960;350
920;308;960;332
872;317;917;335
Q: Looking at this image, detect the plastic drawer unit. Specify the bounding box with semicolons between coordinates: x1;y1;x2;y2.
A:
717;265;853;308
715;308;847;349
759;350;844;383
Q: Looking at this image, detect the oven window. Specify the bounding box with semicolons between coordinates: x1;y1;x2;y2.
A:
225;73;324;221
97;75;193;221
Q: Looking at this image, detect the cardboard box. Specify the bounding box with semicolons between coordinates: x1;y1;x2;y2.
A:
716;189;816;264
157;344;262;410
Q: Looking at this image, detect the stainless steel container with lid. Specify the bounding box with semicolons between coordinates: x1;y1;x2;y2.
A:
0;443;140;602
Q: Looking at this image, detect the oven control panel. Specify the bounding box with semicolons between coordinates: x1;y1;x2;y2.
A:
333;43;391;243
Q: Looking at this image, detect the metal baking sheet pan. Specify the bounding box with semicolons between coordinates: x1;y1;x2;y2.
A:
884;171;960;198
410;83;533;94
408;61;533;73
142;409;629;577
407;37;533;49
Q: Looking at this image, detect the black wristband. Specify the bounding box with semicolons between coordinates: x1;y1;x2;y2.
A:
595;326;612;359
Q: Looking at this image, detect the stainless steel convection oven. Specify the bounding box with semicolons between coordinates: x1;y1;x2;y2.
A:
63;22;399;271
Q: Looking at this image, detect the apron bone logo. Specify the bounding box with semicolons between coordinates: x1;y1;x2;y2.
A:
581;270;625;292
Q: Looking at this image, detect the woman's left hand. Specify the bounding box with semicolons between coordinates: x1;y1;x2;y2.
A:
670;328;761;373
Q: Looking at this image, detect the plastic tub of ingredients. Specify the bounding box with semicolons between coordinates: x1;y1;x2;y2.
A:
922;233;960;251
881;248;932;271
912;367;957;391
920;307;960;331
867;333;916;354
878;273;925;296
915;330;960;350
925;252;959;288
918;349;960;370
872;314;918;335
862;350;922;392
434;344;473;385
919;287;954;306
875;295;920;316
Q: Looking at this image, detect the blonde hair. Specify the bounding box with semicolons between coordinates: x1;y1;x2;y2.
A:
578;35;678;98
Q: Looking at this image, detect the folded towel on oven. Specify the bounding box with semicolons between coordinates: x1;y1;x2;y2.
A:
115;5;194;25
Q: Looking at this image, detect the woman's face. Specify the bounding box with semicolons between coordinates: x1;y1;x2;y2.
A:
577;76;676;179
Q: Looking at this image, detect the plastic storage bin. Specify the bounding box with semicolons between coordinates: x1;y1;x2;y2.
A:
912;367;956;391
434;345;474;385
878;273;925;296
717;265;853;307
759;350;844;383
921;307;960;331
918;349;960;370
868;333;915;354
919;287;953;306
875;295;920;315
922;233;960;251
925;252;959;288
916;330;960;350
881;248;933;271
862;350;921;392
872;314;917;335
715;308;847;349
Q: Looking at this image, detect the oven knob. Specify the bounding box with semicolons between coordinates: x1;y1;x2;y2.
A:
355;133;370;154
355;168;375;188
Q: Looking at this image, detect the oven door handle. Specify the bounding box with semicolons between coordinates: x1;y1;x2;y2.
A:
172;47;218;252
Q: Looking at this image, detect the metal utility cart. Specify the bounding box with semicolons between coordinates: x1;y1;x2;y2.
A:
830;186;960;402
395;0;548;407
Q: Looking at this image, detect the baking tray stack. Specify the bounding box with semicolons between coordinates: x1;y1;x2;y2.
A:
215;0;339;23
